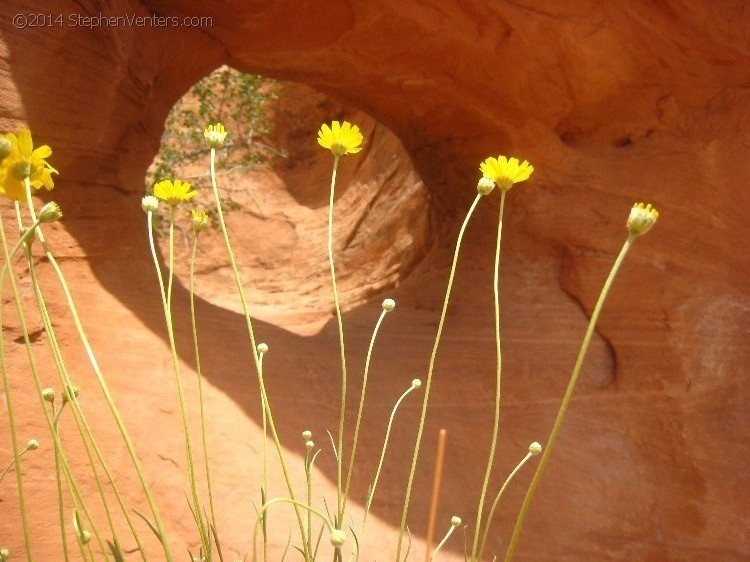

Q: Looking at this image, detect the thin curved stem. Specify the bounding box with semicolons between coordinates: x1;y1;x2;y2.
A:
0;215;34;561
148;208;208;554
430;522;458;561
190;233;221;560
395;193;484;561
52;414;71;562
252;498;333;562
19;186;172;560
342;308;387;511
349;380;421;562
209;149;308;559
471;190;507;560
477;450;534;562
326;155;349;528
258;349;269;562
20;204;146;558
504;236;635;561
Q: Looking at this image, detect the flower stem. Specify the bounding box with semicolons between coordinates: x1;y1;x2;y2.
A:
19;183;173;561
326;155;349;528
149;208;209;555
0;206;107;559
349;380;420;562
395;193;483;561
209;148;308;559
504;236;635;561
18;202;147;559
430;521;457;561
476;450;535;562
342;308;387;511
52;414;71;562
0;215;34;562
471;190;507;560
189;233;222;561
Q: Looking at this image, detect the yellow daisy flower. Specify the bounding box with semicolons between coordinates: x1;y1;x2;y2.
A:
204;123;227;148
479;155;534;191
0;129;58;201
317;121;364;157
153;179;196;206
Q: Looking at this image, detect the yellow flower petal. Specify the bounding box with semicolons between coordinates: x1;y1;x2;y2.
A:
479;154;534;191
316;120;364;157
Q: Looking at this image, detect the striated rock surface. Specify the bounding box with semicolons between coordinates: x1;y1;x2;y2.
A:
0;0;748;560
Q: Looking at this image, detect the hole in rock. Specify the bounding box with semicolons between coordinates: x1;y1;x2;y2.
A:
148;67;433;335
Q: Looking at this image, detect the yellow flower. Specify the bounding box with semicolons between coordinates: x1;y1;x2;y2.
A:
479;155;534;191
0;129;58;201
204;123;227;148
626;202;659;237
153;179;196;206
317;121;363;157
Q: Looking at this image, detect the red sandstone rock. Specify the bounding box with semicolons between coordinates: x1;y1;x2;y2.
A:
0;1;748;560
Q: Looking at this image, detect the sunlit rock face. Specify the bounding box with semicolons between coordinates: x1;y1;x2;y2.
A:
0;1;748;560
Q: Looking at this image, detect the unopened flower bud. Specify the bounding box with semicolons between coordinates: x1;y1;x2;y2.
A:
529;442;542;455
0;547;10;561
305;440;314;449
38;201;62;223
302;430;312;441
257;343;269;354
382;298;396;312
0;135;12;160
477;176;496;196
42;387;55;403
204;123;228;149
26;439;39;451
450;515;462;526
329;528;346;547
411;379;422;389
626;202;659;237
62;384;80;405
141;195;159;213
81;530;91;545
191;209;208;233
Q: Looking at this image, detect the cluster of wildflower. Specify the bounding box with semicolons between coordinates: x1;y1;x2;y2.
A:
141;124;229;226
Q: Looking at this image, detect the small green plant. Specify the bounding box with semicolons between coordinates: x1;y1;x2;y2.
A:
148;67;279;189
0;115;659;562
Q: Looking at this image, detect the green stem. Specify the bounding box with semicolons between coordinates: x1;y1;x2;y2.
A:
326;155;349;528
395;193;484;561
342;308;387;512
252;498;333;562
258;349;269;562
190;233;222;560
430;523;458;560
20;186;173;560
0;446;31;485
21;213;144;559
148;208;208;554
209;148;308;559
504;236;635;561
53;414;71;562
0;214;34;562
476;450;534;562
351;381;420;562
1;205;107;559
471;190;507;560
